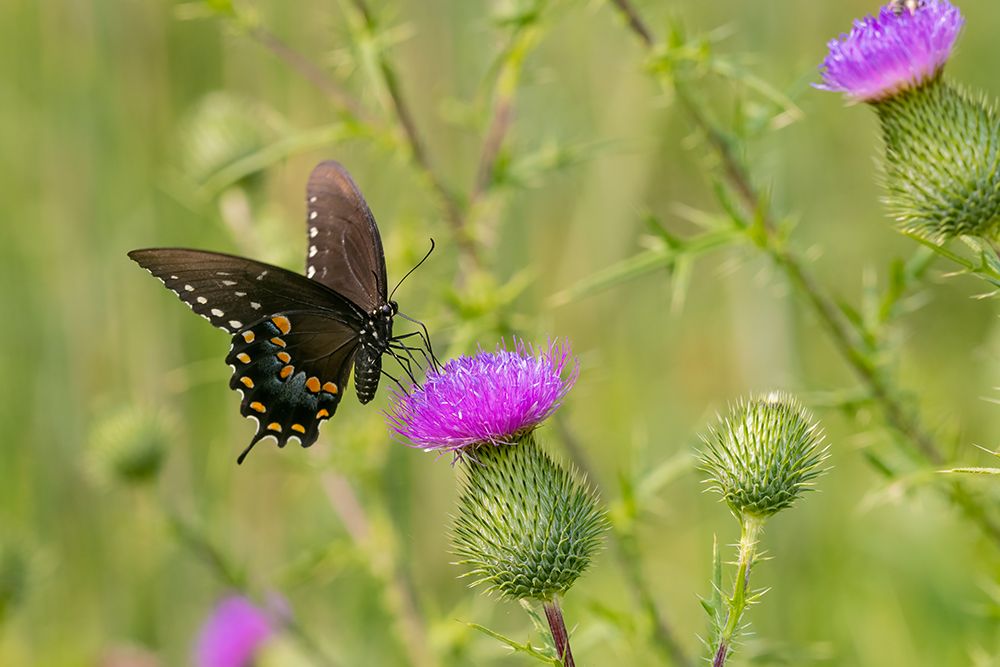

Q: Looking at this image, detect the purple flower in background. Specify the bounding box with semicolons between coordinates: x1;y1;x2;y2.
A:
194;596;274;667
387;339;578;452
817;1;964;102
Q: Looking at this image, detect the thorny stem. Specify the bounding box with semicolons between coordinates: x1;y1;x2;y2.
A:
543;596;576;667
608;0;1000;548
711;515;764;667
345;0;480;275
555;417;692;667
321;474;434;667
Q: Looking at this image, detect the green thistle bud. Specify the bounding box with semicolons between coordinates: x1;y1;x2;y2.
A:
452;434;605;601
877;79;1000;241
86;407;172;487
699;392;828;519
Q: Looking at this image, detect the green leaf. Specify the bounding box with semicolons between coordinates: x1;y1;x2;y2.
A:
467;623;561;665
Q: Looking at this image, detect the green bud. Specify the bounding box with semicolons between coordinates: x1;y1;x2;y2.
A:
452;434;605;601
876;78;1000;241
699;392;828;519
86;407;172;487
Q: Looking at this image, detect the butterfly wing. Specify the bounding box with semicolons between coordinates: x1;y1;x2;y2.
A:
129;248;367;462
128;247;364;333
305;161;388;311
226;311;361;463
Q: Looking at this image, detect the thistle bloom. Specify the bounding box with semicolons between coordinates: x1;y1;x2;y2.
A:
387;339;577;452
817;1;1000;241
388;338;603;615
817;2;963;103
194;596;275;667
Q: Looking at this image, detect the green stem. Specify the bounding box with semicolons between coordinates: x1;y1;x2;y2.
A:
711;515;764;667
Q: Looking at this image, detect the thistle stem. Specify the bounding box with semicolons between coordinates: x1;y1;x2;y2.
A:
543;597;576;667
711;515;764;667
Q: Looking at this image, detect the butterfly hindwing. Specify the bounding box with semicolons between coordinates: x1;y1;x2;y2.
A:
305;161;388;310
225;311;362;463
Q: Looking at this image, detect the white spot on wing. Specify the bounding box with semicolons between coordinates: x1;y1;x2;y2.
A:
310;227;318;238
211;308;224;317
222;280;237;286
309;196;317;203
184;284;194;292
235;291;246;297
307;266;316;278
309;246;317;258
310;210;318;220
196;296;207;304
257;271;268;280
229;320;243;329
250;302;261;310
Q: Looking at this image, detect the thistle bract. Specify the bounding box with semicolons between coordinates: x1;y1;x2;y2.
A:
387;339;577;452
699;393;828;519
453;433;605;601
818;1;1000;241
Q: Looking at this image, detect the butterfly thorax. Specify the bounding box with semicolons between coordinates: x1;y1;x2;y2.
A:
354;301;397;404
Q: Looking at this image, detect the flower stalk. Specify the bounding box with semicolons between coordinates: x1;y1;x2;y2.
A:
711;514;764;667
543;597;576;667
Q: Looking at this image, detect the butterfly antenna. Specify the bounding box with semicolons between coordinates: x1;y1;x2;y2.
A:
389;239;435;301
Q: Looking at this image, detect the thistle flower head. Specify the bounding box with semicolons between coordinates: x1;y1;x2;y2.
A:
387;339;577;452
194;596;276;667
817;1;964;103
452;434;605;601
699;392;829;519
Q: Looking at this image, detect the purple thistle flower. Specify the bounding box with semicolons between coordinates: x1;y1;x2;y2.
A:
387;339;578;452
817;1;964;102
194;596;275;667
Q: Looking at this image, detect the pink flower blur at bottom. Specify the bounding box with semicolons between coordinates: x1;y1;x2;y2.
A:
387;339;578;452
194;596;274;667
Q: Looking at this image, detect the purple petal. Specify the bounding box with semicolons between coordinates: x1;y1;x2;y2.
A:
386;339;578;451
194;597;274;667
817;1;964;102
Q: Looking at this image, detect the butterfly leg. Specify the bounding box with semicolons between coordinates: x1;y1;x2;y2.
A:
380;367;409;394
395;312;440;369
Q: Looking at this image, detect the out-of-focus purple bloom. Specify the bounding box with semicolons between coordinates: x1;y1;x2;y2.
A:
387;339;578;452
817;1;964;102
194;596;274;667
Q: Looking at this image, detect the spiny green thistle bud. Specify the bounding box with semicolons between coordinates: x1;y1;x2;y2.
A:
86;407;173;487
817;2;1000;241
699;392;828;519
452;434;605;601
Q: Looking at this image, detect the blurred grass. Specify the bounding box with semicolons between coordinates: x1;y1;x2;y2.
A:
2;0;1000;664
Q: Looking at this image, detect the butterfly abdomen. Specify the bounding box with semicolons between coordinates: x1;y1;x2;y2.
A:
354;345;382;404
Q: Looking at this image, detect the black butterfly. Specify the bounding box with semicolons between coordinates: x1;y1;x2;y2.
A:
129;161;433;463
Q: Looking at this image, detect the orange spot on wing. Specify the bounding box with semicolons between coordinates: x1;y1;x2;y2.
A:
306;377;321;393
267;422;282;432
276;351;291;364
316;409;330;419
291;424;306;434
270;337;287;348
322;382;338;394
240;377;254;389
280;365;294;379
249;402;266;413
271;315;292;334
242;331;255;343
236;353;251;364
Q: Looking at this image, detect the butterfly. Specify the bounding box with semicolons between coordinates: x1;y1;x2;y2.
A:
129;161;433;463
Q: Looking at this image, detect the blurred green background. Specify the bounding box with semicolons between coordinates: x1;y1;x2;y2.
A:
3;0;1000;664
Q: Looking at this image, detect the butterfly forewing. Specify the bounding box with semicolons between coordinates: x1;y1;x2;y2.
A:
128;248;366;333
226;312;360;462
305;161;388;310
